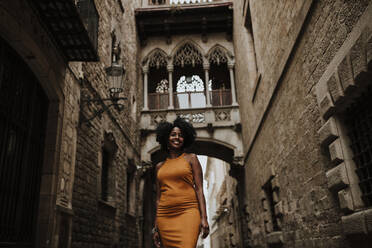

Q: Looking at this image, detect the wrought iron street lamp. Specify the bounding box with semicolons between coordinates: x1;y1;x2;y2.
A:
80;61;127;125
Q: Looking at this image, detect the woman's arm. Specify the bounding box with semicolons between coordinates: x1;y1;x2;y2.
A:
153;162;163;248
188;153;210;239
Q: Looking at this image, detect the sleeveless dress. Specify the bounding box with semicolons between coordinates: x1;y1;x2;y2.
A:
156;153;201;248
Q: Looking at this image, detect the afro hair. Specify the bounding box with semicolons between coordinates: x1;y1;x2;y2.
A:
155;117;196;152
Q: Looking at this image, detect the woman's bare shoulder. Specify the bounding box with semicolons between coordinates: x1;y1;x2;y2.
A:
184;153;197;162
155;161;165;171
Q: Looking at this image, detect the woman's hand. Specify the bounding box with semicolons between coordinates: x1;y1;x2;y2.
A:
153;230;161;248
201;218;210;239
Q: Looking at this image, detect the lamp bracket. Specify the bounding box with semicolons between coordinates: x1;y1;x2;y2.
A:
79;95;128;126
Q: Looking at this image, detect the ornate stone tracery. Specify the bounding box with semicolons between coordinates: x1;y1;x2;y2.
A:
173;43;203;67
176;75;204;92
156;79;169;93
209;47;228;65
148;50;167;69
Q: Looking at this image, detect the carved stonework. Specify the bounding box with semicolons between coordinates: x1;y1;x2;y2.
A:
151;113;167;125
178;112;205;123
215;110;231;121
173;43;203;67
148;50;168;69
209;47;228;65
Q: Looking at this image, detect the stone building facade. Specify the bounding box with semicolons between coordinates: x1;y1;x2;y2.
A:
233;0;372;247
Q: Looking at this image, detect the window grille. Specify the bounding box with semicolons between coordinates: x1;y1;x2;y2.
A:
77;0;99;50
344;89;372;207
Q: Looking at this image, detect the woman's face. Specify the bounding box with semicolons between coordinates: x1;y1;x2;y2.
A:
168;127;184;151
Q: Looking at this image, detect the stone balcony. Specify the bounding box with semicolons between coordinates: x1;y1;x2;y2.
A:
140;104;240;131
140;103;243;165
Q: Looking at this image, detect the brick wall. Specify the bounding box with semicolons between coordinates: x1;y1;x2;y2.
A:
233;0;370;247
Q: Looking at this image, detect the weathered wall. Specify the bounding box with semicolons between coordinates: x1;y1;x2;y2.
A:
233;0;370;247
71;0;142;247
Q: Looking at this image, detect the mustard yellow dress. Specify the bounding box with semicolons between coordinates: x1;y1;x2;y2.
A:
156;153;201;248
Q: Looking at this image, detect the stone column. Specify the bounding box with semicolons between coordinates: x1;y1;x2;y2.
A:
167;64;174;109
142;66;149;111
228;62;238;106
203;62;212;107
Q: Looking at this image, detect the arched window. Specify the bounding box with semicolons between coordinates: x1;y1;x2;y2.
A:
208;47;232;106
173;43;205;109
147;50;169;109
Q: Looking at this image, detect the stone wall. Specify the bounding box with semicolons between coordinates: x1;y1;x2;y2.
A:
233;0;370;247
71;0;141;247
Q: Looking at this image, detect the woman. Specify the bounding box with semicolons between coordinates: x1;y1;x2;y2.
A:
152;117;209;248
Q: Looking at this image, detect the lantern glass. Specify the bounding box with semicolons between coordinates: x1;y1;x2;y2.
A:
105;63;125;98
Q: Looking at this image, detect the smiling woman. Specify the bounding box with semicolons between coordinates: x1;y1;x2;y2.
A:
153;117;209;248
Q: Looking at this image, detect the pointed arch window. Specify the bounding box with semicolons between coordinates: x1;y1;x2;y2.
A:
173;43;206;109
208;47;232;106
147;50;169;109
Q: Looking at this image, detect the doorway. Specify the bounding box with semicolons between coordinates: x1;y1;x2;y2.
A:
0;37;49;247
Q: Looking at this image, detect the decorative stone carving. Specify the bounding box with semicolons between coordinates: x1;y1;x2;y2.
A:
209;47;228;65
178;112;205;123
151;113;166;125
148;50;167;69
215;110;231;121
173;43;203;67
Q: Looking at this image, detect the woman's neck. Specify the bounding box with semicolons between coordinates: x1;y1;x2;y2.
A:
168;149;184;159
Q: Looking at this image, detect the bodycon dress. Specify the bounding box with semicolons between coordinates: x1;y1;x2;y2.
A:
156;153;201;248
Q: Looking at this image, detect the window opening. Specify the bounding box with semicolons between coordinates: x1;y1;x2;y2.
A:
209;47;231;106
173;43;205;109
148;50;168;109
101;148;110;201
262;178;280;232
344;88;372;207
175;75;206;109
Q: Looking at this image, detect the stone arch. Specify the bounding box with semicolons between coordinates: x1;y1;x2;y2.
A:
142;48;169;68
206;44;234;64
170;39;206;65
